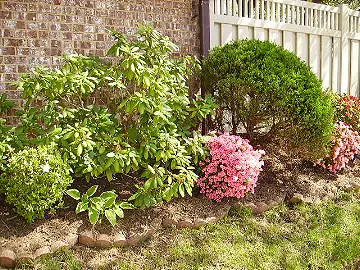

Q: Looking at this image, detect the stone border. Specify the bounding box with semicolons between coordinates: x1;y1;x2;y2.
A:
2;181;359;269
0;199;284;269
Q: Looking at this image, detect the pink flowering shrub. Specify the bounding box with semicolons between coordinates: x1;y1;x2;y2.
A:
197;134;265;202
317;122;360;173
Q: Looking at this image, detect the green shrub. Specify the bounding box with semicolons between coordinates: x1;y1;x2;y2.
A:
0;94;17;175
202;39;335;159
2;144;73;222
10;25;215;224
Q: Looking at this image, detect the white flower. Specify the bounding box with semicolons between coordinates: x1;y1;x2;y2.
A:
42;163;50;173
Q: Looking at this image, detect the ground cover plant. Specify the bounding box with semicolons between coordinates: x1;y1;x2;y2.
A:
16;191;360;270
202;39;335;160
0;25;216;225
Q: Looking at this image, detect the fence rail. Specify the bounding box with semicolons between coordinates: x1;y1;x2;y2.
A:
210;0;360;95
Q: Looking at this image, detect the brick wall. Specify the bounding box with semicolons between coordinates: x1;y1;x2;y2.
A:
0;0;201;108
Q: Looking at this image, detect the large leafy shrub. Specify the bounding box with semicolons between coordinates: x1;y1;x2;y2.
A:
1;145;73;222
9;25;215;224
202;39;334;159
197;134;265;202
317;122;360;173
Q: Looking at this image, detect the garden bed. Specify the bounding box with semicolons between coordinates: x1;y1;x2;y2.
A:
1;148;359;265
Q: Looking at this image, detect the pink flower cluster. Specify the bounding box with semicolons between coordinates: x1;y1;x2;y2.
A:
317;122;360;173
197;134;265;202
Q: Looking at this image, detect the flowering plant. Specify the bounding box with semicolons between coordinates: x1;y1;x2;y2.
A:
317;122;360;173
197;134;265;202
336;95;360;132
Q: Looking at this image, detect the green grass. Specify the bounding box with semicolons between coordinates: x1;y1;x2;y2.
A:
17;191;360;270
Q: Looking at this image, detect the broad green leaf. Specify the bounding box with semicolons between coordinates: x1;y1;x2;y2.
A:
100;191;117;200
119;202;134;209
66;189;81;200
105;209;117;226
128;193;139;201
104;196;117;208
113;160;120;172
76;144;83;156
86;185;98;197
75;202;89;214
147;165;155;174
179;184;185;197
106;152;115;158
184;182;192;196
106;170;113;181
88;208;99;225
113;206;124;218
143;179;152;190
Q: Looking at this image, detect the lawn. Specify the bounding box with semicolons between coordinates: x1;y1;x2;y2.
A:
17;191;360;270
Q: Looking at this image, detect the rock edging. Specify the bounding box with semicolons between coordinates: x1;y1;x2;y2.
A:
2;180;359;269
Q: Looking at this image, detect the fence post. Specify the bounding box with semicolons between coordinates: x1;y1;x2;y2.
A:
340;4;350;95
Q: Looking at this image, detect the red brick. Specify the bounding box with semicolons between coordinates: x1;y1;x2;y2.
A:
0;11;12;19
0;0;201;104
1;47;16;55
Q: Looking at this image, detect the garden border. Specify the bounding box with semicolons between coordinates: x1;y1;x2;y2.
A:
1;181;359;269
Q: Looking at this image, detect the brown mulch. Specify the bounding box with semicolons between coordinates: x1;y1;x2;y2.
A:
1;145;360;254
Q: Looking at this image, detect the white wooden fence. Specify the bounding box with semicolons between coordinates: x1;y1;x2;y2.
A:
210;0;360;95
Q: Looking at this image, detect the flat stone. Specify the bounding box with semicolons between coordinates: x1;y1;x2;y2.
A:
78;230;95;247
0;248;16;268
177;219;193;228
162;217;177;227
192;218;208;229
205;216;218;223
290;193;305;204
253;202;269;214
34;246;51;258
113;232;127;247
243;202;257;212
127;228;154;246
95;234;112;248
65;233;78;246
51;240;69;252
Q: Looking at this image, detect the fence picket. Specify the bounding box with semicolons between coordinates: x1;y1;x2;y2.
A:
210;0;359;94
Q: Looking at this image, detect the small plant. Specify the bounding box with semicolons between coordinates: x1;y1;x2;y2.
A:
1;145;73;222
202;39;334;159
317;122;360;173
197;134;265;202
67;185;134;225
335;95;360;133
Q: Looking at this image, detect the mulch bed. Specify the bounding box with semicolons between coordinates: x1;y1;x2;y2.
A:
1;146;360;256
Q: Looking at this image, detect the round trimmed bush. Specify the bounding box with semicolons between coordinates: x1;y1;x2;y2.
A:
1;145;73;222
202;39;335;159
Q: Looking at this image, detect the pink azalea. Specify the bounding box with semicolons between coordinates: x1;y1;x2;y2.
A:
197;134;265;202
